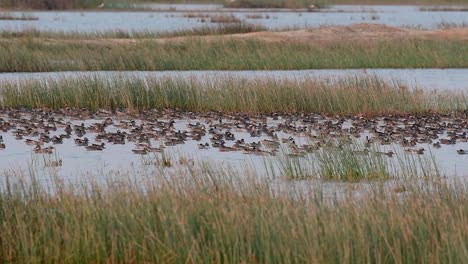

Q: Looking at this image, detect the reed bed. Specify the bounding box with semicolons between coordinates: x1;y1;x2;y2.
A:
225;0;326;9
0;162;467;263
0;38;468;72
274;142;442;181
0;0;106;9
0;22;266;39
0;12;38;20
1;76;466;115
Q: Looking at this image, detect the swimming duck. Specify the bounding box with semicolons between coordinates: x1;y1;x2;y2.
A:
75;137;89;146
219;142;236;152
376;150;395;157
46;160;62;167
51;135;64;144
261;139;280;148
146;146;164;153
281;136;295;143
86;143;105;151
198;143;210;150
34;145;55;154
457;149;468;155
132;148;148;155
405;148;425;155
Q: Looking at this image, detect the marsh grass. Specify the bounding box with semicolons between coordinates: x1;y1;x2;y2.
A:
0;12;38;20
225;0;327;8
1;38;467;72
276;147;314;180
0;22;266;39
315;142;390;181
1;76;465;115
275;139;444;181
0;0;106;9
0;162;468;263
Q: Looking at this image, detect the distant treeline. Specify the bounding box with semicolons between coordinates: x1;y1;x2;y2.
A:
0;0;106;9
0;0;322;10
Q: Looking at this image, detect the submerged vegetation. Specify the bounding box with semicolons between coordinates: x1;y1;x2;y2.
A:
0;163;467;263
0;38;468;72
1;76;466;114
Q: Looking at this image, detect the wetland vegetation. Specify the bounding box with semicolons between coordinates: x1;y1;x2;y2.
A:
1;38;468;72
1;1;467;262
1;164;467;263
2;76;466;114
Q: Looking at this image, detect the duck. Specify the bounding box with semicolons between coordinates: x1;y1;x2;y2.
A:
34;145;55;154
219;142;236;152
25;139;42;146
75;137;89;146
51;135;64;144
364;136;373;148
132;148;148;155
457;149;468;155
86;143;105;151
46;160;62;167
281;136;295;143
405;148;425;155
261;139;280;148
198;143;210;150
212;140;224;148
225;131;235;141
146;146;164;153
376;150;395;157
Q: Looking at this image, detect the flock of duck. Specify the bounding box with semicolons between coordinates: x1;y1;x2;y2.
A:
1;109;468;165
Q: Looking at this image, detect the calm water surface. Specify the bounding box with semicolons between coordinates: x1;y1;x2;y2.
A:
0;5;467;32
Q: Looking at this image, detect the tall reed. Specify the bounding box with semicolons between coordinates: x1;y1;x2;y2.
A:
0;163;467;263
1;76;466;115
1;38;467;72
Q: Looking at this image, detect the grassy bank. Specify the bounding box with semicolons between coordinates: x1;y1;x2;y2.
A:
1;38;468;72
0;164;467;263
0;22;266;39
1;76;466;115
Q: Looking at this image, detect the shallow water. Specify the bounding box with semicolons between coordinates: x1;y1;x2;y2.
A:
1;113;467;181
1;69;468;91
1;5;467;32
